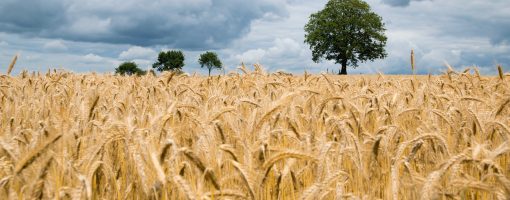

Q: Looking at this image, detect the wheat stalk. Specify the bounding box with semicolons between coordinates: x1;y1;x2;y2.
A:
6;54;18;75
420;153;466;200
14;134;62;174
411;49;415;74
262;150;317;170
497;65;504;81
182;149;220;190
230;160;256;199
173;175;197;200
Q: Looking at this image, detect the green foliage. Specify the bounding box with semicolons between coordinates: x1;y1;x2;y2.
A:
304;0;387;75
115;62;146;76
198;51;222;76
152;50;185;72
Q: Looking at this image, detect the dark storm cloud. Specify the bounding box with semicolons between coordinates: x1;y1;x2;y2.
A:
0;0;287;49
0;0;66;32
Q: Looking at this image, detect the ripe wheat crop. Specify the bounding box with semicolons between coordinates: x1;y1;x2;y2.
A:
0;66;509;199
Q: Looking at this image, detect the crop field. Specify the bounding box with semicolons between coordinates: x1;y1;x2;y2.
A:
0;66;509;200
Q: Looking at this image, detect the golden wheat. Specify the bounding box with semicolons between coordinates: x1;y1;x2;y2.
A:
0;67;508;199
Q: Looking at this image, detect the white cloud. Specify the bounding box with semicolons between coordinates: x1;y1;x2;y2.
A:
66;17;112;36
83;53;106;63
130;59;154;71
228;37;313;73
267;38;302;57
119;46;157;60
43;40;68;51
235;49;266;64
233;38;303;62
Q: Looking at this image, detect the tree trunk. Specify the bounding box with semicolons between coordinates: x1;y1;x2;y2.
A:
339;60;347;75
208;67;211;76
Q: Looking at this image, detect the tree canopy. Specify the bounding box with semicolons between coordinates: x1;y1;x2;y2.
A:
304;0;387;75
198;51;222;76
115;62;145;76
152;50;185;72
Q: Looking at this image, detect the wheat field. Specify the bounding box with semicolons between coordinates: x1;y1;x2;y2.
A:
0;66;509;200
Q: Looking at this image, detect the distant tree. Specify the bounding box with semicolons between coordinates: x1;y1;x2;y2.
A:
115;62;145;76
304;0;387;75
198;51;223;76
152;50;185;72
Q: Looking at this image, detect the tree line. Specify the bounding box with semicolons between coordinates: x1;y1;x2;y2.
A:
117;0;388;76
115;50;222;76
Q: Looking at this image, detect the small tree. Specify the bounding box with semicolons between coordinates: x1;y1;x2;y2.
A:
198;51;222;76
304;0;387;75
115;62;145;76
152;50;185;72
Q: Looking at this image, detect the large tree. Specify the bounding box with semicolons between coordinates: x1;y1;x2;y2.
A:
198;51;222;76
304;0;387;75
115;62;145;76
152;50;185;72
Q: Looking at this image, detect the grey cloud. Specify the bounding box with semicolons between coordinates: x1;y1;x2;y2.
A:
382;0;410;6
378;0;510;45
43;40;68;51
0;0;288;49
0;0;66;33
445;16;510;45
380;0;427;7
458;51;510;70
381;0;411;7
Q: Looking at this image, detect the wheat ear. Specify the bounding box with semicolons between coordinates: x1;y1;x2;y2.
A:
262;150;317;170
14;134;62;174
7;54;18;75
230;160;256;199
497;65;504;81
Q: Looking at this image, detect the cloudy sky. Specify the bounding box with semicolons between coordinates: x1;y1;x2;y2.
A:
0;0;508;75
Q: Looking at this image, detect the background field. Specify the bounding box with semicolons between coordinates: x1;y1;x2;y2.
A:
0;67;509;199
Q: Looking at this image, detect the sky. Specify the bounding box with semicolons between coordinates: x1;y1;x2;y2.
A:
0;0;509;75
